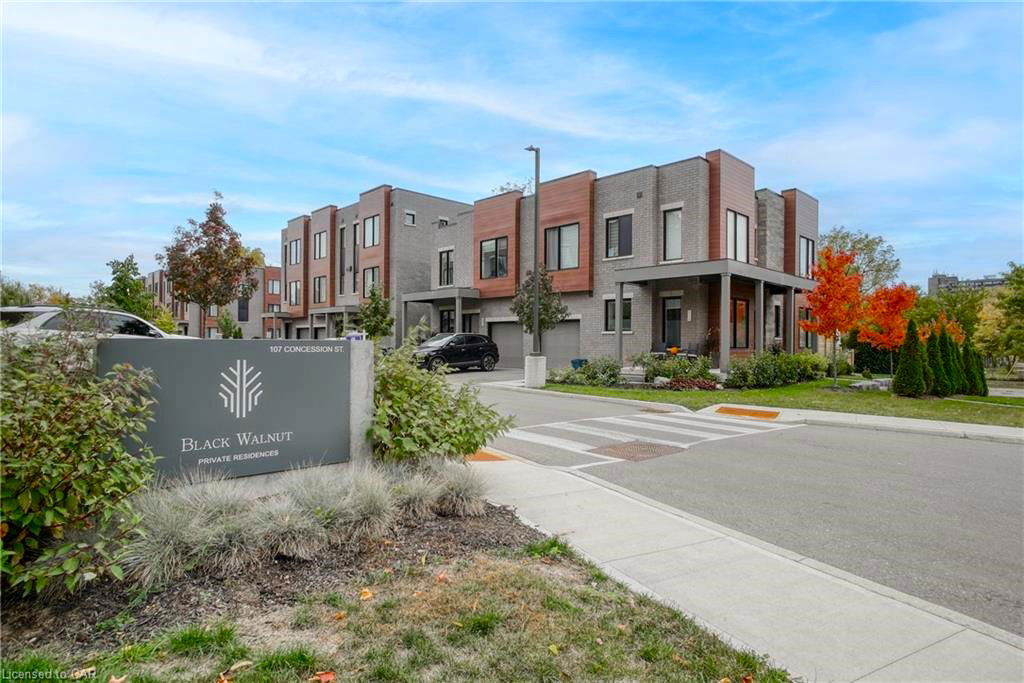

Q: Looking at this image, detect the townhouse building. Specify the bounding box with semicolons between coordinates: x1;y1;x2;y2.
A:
145;266;282;338
277;148;818;373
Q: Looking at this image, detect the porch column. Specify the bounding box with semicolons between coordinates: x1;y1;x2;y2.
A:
784;286;795;353
455;293;463;333
719;273;731;373
754;279;765;353
615;282;624;365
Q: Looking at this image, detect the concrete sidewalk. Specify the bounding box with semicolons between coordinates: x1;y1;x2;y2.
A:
696;403;1023;444
475;456;1024;682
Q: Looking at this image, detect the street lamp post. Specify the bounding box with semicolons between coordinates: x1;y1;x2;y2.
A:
525;145;540;355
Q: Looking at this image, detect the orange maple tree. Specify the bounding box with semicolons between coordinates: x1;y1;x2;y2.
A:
800;247;863;386
917;312;966;345
858;283;917;375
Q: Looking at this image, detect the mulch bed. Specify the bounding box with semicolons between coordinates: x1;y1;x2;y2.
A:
2;503;542;659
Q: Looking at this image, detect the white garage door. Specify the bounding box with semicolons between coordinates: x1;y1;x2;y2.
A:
488;322;525;368
542;320;580;369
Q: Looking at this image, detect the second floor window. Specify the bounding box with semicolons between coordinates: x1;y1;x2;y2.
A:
362;266;380;297
663;208;683;261
313;231;327;259
288;239;301;265
363;215;380;247
313;276;326;304
727;210;749;262
799;236;816;277
267;279;280;294
404;210;416;226
438;217;449;227
267;303;281;312
237;297;249;322
480;237;508;279
545;223;579;271
606;214;633;259
799;308;814;347
439;249;454;286
208;304;218;317
289;280;301;306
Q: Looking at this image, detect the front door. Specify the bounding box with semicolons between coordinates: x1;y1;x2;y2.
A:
663;297;682;347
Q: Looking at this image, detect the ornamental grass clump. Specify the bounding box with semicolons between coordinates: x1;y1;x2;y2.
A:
182;475;264;573
393;471;443;520
254;497;329;561
285;469;352;540
433;463;487;518
122;487;203;590
344;467;398;542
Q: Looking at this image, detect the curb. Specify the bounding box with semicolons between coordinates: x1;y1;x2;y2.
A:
801;417;1024;445
479;380;693;414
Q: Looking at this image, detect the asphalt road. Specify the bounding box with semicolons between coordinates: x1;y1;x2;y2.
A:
460;374;1024;636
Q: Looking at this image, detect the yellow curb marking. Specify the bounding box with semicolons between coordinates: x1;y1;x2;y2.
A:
468;449;507;462
715;406;780;420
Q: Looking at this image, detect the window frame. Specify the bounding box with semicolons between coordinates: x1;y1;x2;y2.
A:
439;249;454;287
479;236;508;280
726;210;749;263
267;279;281;295
439;309;455;333
312;275;326;304
773;304;782;338
363;215;380;248
288;280;301;306
404;210;416;226
288;239;301;265
603;298;633;333
362;266;380;298
730;298;750;349
605;214;633;259
312;231;327;259
544;223;580;271
663;208;683;261
799;236;816;277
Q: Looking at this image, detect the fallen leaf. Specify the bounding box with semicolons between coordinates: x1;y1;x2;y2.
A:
616;623;627;633
309;672;336;682
719;678;731;683
435;571;449;583
215;675;232;683
412;590;424;598
548;644;560;655
595;637;603;645
108;676;127;683
359;588;374;601
333;611;348;621
742;677;754;683
382;539;393;546
71;668;96;680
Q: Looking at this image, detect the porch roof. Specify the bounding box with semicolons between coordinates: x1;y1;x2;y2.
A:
613;258;815;291
401;287;480;303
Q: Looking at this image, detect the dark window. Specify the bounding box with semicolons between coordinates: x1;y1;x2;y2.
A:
338;227;346;290
605;214;633;259
774;304;782;338
362;266;380;297
663;208;683;261
313;276;326;304
107;314;155;336
439;249;454;286
470;335;487;344
363;215;380;247
604;299;632;332
438;217;449;227
663;297;682;346
480;237;508;279
545;223;579;270
463;316;478;334
727;210;749;262
237;297;249;322
440;309;455;333
40;312;68;330
313;231;327;259
730;298;749;348
799;308;814;348
799;236;816;277
352;226;359;293
404;210;416;226
3;310;45;326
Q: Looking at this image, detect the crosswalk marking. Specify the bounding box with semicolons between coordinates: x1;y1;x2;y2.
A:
495;410;800;469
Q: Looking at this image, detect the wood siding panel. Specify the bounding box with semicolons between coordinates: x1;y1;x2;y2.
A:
540;171;596;294
707;150;756;264
782;189;819;276
308;206;336;309
473;191;522;298
282;215;309;318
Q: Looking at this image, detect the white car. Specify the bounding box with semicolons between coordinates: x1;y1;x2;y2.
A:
1;306;193;339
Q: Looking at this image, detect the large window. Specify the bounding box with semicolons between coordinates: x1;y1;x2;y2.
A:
362;266;380;297
288;239;301;265
363;215;380;247
288;281;301;306
774;304;782;338
351;227;359;293
208;304;218;317
545;223;579;271
267;279;280;295
439;249;454;286
404;210;416;226
799;236;816;277
606;214;633;259
799;308;814;348
730;298;749;349
663;208;683;261
312;276;326;304
604;298;632;332
480;237;508;279
338;227;346;285
237;297;249;322
726;210;749;262
313;231;327;259
662;297;681;346
439;309;455;333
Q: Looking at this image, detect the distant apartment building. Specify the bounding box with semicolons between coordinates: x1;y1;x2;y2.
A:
145;266;281;338
927;272;1006;296
277;148;818;372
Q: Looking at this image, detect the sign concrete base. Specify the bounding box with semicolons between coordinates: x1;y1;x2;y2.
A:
525;355;547;388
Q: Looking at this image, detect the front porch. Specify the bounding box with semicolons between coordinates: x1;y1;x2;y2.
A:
400;287;482;342
612;259;816;372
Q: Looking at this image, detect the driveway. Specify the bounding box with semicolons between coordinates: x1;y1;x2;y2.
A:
465;380;1024;636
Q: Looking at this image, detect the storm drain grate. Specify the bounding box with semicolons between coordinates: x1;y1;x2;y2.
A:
589;440;683;461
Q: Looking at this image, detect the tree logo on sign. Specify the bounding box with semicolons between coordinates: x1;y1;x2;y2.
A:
218;359;263;419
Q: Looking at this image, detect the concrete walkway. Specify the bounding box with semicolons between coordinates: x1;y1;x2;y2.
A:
475;456;1024;682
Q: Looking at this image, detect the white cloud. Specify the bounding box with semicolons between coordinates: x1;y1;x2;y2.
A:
135;193;307;215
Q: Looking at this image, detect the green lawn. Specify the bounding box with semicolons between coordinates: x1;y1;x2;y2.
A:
545;379;1024;428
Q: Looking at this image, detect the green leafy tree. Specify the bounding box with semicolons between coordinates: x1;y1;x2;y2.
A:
821;226;901;293
939;329;964;395
358;286;395;341
910;287;987;338
95;255;157;321
152;305;176;335
994;262;1024;370
892;320;926;397
510;265;568;348
961;337;987;396
156;192;259;325
1;277;70;307
926;332;951;397
216;309;241;339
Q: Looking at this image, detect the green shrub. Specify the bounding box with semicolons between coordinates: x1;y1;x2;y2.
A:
892;320;926;397
962;337;988;397
371;330;513;463
724;351;826;389
926;333;951;396
835;358;855;376
861;370;873;380
630;353;713;382
939;330;964;395
547;357;623;386
1;330;157;595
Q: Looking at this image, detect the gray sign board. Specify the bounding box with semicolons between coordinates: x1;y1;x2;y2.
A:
97;339;352;478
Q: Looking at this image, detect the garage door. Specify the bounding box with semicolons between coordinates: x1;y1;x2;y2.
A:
542;320;580;369
488;322;524;368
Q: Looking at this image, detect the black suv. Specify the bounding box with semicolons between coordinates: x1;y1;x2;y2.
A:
415;333;500;372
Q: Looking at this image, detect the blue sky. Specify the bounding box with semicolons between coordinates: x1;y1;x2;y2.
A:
3;2;1021;294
